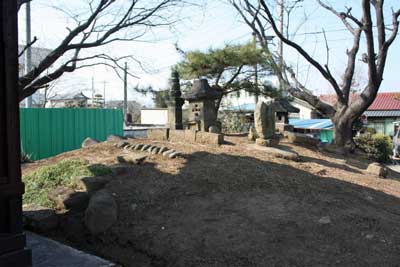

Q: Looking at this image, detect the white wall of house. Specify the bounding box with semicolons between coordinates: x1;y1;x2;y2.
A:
289;100;314;119
141;109;168;125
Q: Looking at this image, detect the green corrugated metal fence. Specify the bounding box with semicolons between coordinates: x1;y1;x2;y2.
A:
20;108;123;160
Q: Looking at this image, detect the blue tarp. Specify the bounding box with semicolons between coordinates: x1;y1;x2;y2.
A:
289;119;333;130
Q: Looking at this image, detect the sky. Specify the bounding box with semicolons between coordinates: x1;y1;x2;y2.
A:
18;0;400;107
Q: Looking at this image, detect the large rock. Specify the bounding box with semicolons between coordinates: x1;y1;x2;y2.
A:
23;204;58;231
366;162;388;178
107;135;125;142
249;144;299;161
117;155;147;165
74;176;112;195
254;100;275;140
85;190;118;235
48;186;89;211
287;132;319;146
81;137;99;148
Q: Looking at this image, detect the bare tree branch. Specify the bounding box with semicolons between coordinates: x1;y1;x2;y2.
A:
18;36;38;58
18;0;184;100
258;0;344;102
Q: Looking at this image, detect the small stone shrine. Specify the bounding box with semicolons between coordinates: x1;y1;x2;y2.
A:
167;70;184;130
254;99;279;147
274;98;299;133
183;78;222;132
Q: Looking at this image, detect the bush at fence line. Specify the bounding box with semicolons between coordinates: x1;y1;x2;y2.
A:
354;133;392;163
219;112;250;134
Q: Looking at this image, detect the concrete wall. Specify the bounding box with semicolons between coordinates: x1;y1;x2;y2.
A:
141;109;168;125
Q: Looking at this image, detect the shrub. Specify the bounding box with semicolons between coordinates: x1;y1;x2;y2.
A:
219;112;250;134
22;159;111;208
354;133;392;163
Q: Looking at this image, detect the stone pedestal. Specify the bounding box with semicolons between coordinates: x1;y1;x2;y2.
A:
256;137;280;147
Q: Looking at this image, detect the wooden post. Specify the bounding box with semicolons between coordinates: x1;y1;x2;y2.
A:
0;0;32;266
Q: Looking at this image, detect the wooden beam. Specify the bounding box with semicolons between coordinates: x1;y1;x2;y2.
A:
0;0;32;265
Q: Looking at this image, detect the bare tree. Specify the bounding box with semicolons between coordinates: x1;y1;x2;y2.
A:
232;0;400;151
18;0;185;101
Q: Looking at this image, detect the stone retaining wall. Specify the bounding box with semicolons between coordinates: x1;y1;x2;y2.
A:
147;129;224;145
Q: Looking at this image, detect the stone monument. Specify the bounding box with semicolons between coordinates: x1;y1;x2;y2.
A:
183;78;222;132
167;70;184;130
254;99;279;146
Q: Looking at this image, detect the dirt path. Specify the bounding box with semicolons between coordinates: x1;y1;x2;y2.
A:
26;137;400;266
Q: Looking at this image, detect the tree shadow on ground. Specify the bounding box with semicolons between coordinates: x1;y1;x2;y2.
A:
32;151;400;267
300;155;363;174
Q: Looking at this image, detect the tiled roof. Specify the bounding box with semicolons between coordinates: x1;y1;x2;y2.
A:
364;110;400;117
320;92;400;111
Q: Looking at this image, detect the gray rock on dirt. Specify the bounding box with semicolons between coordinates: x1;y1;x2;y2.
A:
116;141;129;149
151;147;160;154
81;137;99;148
134;144;144;150
85;189;118;235
168;152;182;159
366;162;388;178
117;155;147;165
107;135;125;142
158;147;168;154
141;144;150;151
163;149;175;157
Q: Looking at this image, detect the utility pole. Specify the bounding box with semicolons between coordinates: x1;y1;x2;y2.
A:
123;62;128;126
252;32;259;104
25;1;33;108
278;0;285;92
103;81;107;108
91;76;94;108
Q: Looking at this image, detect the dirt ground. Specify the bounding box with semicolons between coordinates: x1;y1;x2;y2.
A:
23;136;400;266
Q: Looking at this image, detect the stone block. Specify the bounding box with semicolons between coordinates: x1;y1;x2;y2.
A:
195;131;224;145
147;128;169;141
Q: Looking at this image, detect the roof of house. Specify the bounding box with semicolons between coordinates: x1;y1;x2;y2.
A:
289;119;333;130
226;99;300;113
320;92;400;111
50;92;89;101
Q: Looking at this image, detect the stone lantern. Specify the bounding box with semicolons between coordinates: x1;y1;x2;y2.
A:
167;70;184;130
183;78;222;132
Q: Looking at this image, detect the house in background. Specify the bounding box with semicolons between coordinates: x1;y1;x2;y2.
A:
318;92;400;136
140;108;169;125
289;98;322;119
48;92;89;108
